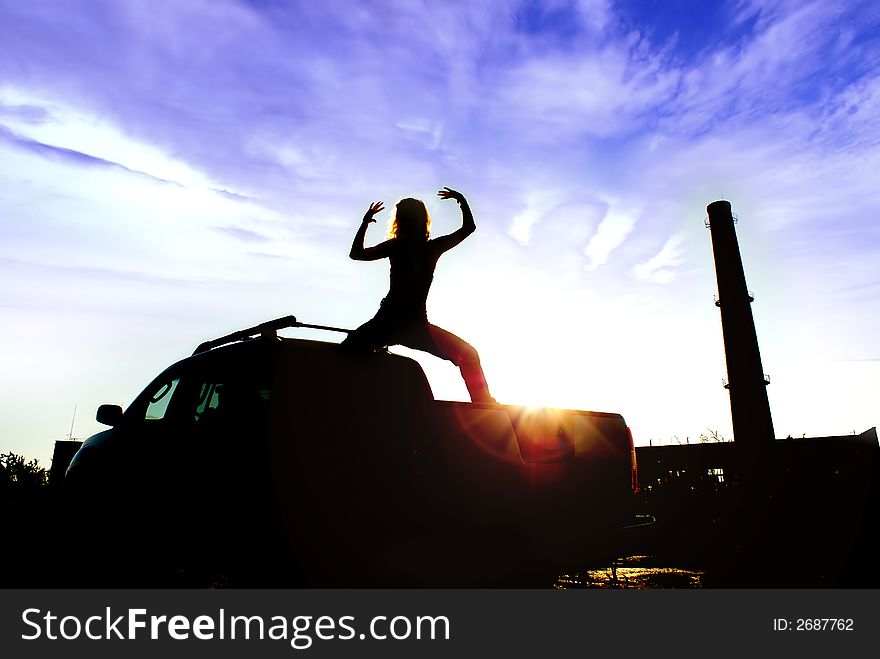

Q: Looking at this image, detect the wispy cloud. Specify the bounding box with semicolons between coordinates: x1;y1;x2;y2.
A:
214;225;271;243
0;255;204;287
2;0;878;279
630;235;686;284
212;188;259;204
0;102;52;124
0;123;181;187
583;207;638;271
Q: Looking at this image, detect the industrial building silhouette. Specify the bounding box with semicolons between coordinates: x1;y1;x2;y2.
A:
632;200;879;587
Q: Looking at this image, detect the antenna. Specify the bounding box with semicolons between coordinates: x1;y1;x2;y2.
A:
68;404;77;441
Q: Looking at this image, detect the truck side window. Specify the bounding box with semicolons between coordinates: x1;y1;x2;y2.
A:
192;380;264;430
194;382;222;423
145;378;181;421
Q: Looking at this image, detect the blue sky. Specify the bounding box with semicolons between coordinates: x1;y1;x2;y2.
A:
1;0;878;463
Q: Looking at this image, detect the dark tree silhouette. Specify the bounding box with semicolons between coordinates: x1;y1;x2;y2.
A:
0;451;48;491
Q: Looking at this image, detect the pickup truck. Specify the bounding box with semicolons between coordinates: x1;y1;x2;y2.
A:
66;315;639;587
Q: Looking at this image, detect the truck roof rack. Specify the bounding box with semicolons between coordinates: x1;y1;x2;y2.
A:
193;315;351;355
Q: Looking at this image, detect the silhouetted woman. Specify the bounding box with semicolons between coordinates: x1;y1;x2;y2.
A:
342;187;494;403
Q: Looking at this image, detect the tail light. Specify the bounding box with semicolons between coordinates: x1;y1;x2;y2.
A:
627;426;639;493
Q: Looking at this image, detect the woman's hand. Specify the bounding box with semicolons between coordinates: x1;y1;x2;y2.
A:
362;201;385;224
437;187;465;203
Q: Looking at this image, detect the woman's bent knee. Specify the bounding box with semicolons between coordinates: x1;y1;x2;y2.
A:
451;343;480;367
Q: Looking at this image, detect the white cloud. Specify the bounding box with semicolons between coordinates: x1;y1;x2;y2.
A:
574;0;614;31
662;0;862;135
506;190;571;245
630;234;686;284
395;118;444;150
508;211;537;245
494;47;681;139
583;206;638;271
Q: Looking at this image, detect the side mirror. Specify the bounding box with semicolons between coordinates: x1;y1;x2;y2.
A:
96;404;123;427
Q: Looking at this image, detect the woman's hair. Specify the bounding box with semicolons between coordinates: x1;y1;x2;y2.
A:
387;197;431;240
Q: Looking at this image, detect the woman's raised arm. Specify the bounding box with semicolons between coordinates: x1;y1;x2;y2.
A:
433;187;475;254
350;201;393;261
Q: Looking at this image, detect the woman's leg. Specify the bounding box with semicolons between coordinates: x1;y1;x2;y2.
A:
417;324;494;403
340;313;392;354
346;314;495;403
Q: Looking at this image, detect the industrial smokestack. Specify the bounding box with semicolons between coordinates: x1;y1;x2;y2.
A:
706;200;774;449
